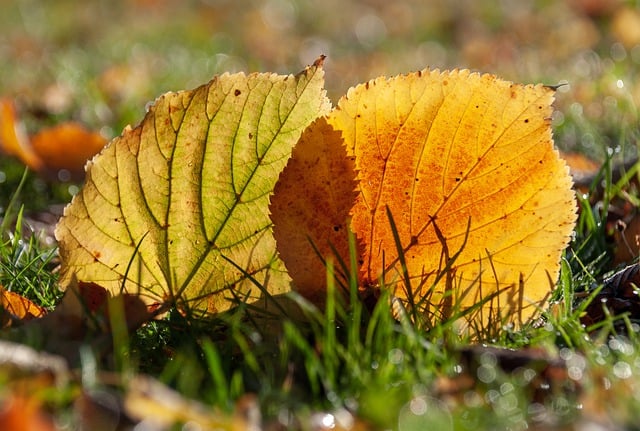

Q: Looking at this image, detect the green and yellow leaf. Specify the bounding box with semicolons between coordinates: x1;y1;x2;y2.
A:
55;60;330;314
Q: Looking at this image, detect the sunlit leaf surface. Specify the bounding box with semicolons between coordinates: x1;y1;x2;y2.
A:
272;69;576;327
334;69;576;325
56;61;330;314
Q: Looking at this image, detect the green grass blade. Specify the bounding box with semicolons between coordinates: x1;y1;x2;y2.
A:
0;167;29;238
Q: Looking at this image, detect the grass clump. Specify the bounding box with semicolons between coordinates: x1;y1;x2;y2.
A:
0;172;61;308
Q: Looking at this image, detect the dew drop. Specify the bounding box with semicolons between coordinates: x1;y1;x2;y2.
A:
477;364;496;383
613;361;632;379
388;348;404;364
409;397;427;415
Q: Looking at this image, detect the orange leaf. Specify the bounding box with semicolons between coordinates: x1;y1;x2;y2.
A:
272;69;577;328
0;342;66;430
0;395;56;431
0;98;106;180
560;151;601;187
0;98;42;171
270;118;360;303
30;122;107;180
0;288;47;328
330;69;576;326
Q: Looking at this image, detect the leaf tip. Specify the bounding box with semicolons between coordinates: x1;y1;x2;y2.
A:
544;81;569;92
298;56;327;79
313;54;327;68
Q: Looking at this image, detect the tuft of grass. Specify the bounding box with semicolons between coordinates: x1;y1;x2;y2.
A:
0;208;61;309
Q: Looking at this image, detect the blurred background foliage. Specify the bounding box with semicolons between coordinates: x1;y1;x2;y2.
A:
1;0;639;211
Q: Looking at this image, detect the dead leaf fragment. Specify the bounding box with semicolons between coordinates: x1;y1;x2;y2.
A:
30;122;108;180
0;98;40;169
125;375;259;430
75;389;132;431
612;6;640;48
0;288;47;328
12;280;152;365
560;151;601;189
0;395;56;431
580;263;640;329
0;98;107;180
0;339;68;385
0;341;68;431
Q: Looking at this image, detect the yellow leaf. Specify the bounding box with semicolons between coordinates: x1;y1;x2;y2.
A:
124;375;256;430
330;69;576;326
55;60;330;314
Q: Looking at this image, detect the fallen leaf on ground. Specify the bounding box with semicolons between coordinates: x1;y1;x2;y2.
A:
75;389;133;431
124;375;259;430
0;98;40;169
433;344;584;428
29;122;108;180
272;69;577;328
580;263;640;329
612;6;640;48
612;214;640;265
55;59;330;315
560;151;601;191
436;344;572;401
9;280;151;365
0;340;68;431
0;287;47;328
0;98;107;180
0;339;68;384
0;394;56;431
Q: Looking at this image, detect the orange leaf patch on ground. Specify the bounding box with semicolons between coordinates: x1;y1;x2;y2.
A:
0;98;107;180
0;288;47;328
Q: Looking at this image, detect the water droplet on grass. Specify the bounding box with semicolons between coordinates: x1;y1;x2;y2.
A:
614;361;632;379
477;364;496;383
388;348;404;364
